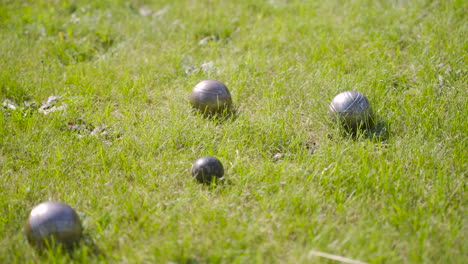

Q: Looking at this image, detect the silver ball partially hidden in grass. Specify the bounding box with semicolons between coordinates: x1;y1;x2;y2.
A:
191;156;224;184
25;201;82;249
329;91;373;131
190;80;232;116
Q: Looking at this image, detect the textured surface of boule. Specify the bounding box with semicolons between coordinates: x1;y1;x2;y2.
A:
25;201;82;249
191;156;224;184
329;91;373;130
190;80;232;115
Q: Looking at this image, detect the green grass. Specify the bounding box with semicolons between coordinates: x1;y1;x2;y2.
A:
0;0;466;263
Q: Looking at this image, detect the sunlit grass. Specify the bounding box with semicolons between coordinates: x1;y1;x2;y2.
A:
0;0;466;263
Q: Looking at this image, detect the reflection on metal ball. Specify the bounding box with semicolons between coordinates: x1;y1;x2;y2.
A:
329;91;373;131
25;201;82;249
191;156;224;184
190;80;232;116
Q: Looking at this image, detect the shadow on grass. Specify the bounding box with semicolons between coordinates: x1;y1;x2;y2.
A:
172;257;200;264
332;119;390;142
33;233;103;261
191;107;239;125
79;232;104;258
365;120;390;141
195;177;233;190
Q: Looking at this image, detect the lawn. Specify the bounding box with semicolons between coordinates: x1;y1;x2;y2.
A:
0;0;466;263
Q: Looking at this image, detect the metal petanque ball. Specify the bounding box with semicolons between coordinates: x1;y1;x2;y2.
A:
25;201;82;249
329;91;373;131
190;80;232;116
191;156;224;184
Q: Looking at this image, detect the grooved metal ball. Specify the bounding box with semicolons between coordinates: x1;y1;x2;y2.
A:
191;156;224;184
25;201;82;249
190;80;232;115
329;91;373;130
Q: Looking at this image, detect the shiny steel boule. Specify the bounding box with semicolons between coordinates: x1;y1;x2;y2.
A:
191;156;224;184
329;91;373;130
25;201;82;249
190;80;232;116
